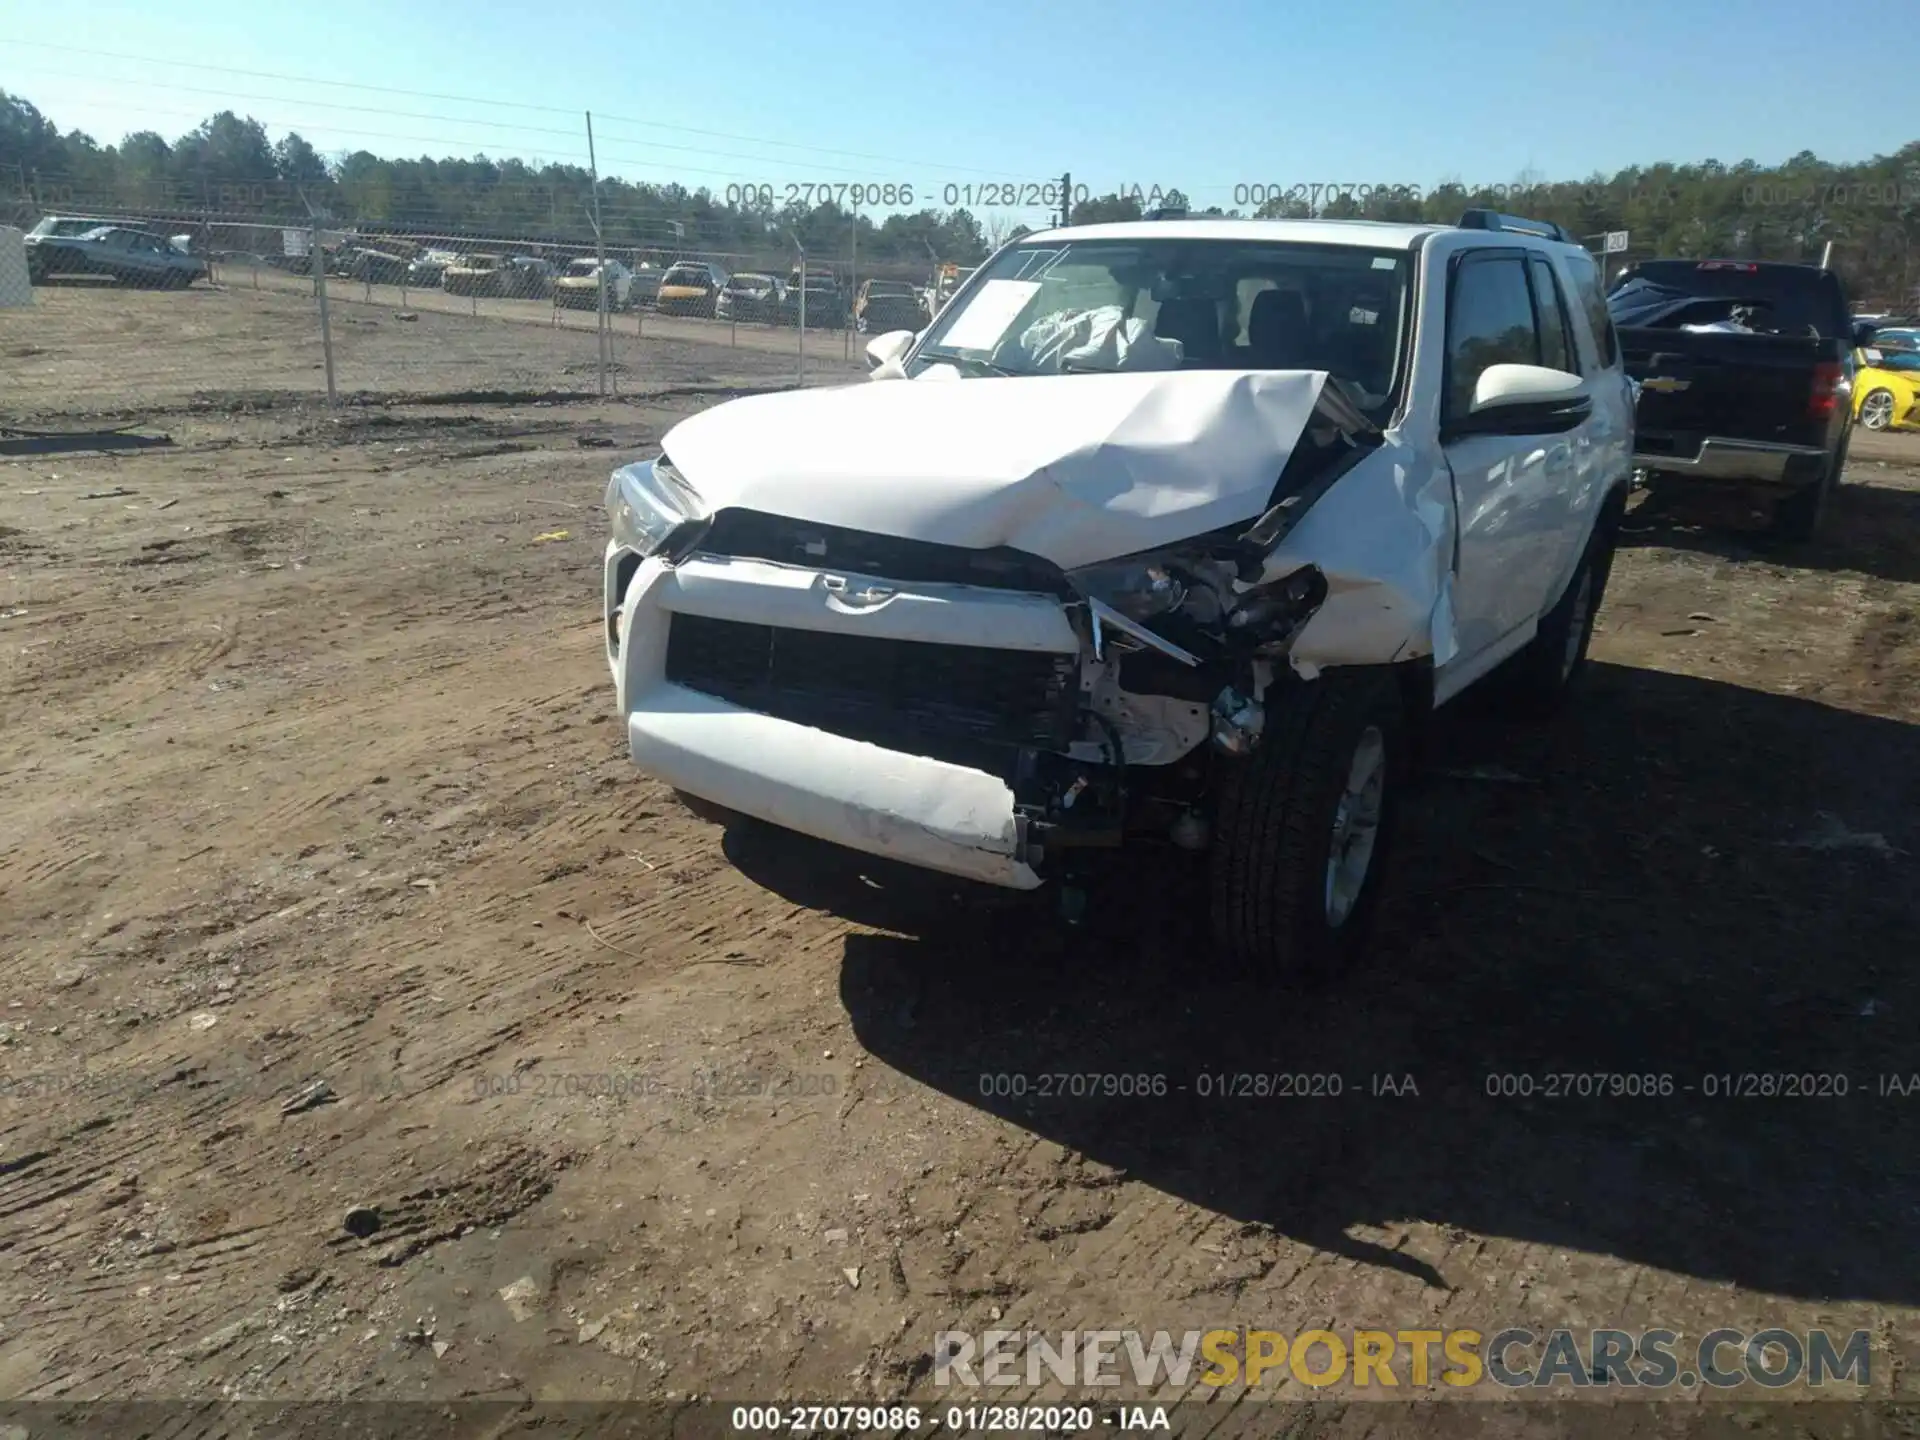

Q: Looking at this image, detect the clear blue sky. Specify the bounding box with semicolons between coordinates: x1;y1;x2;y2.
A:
8;0;1916;215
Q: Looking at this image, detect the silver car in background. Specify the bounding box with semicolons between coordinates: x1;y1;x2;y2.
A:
26;225;208;288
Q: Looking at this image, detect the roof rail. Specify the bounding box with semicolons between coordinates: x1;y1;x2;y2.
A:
1457;208;1574;244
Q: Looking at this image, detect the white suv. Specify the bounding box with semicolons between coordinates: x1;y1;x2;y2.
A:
603;211;1635;975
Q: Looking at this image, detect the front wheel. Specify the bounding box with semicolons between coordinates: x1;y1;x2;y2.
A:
1858;388;1896;431
1209;670;1407;982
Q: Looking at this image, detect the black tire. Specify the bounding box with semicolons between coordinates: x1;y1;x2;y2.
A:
1209;669;1407;982
1858;387;1897;432
1492;499;1621;716
1770;442;1844;543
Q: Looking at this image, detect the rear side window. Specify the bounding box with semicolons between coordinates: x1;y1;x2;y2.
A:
1528;256;1576;374
1444;252;1539;417
1564;251;1620;370
1620;261;1844;337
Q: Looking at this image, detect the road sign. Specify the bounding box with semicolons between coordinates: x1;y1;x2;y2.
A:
1604;231;1630;254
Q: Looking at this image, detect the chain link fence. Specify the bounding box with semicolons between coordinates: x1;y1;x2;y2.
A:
6;167;1918;426
1;181;945;422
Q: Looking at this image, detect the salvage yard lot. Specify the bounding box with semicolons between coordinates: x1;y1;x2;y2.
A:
1;282;1917;1424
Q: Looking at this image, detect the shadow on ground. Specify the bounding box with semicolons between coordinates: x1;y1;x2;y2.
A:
727;662;1918;1305
1621;470;1920;586
0;430;174;456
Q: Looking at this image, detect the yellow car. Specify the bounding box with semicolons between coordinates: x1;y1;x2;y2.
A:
1852;348;1920;432
655;261;727;318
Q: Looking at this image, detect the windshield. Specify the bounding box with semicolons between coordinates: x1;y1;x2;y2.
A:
867;282;915;297
908;237;1411;412
33;218;111;238
565;260;599;276
663;267;707;285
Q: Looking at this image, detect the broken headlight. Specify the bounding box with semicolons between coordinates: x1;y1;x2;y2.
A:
1067;539;1242;626
604;456;707;559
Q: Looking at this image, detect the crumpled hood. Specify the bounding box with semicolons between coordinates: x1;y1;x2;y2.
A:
660;369;1328;570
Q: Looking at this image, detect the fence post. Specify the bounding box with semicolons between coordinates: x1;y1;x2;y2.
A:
312;217;337;407
845;207;856;363
793;238;807;386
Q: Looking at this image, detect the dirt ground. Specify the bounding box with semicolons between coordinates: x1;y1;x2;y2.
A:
2;283;1918;1437
6;274;862;418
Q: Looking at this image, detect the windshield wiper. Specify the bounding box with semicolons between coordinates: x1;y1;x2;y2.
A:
916;349;1017;376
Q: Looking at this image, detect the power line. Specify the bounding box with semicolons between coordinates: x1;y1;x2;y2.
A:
8;40;1048;181
12;89;1056;197
14;66;990;181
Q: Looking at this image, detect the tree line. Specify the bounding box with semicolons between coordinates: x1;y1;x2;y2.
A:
4;88;1917;303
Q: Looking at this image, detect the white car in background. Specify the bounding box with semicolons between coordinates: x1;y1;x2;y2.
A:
555;257;635;310
603;211;1635;976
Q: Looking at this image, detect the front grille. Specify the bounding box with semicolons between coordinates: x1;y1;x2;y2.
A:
698;509;1071;594
665;614;1078;762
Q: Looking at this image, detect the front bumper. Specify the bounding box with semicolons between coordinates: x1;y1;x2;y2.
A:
607;547;1085;889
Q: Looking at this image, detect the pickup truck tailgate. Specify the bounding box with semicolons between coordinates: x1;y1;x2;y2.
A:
1618;329;1826;450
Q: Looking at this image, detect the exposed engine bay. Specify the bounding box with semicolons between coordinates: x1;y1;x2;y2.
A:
1000;388;1381;869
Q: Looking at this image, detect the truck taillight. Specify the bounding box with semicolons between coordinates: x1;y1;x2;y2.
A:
1809;362;1844;420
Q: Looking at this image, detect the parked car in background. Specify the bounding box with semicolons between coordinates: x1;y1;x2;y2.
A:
781;271;849;329
1852;348;1920;431
407;249;458;287
556;257;634;310
1610;259;1867;541
499;255;556;299
856;278;927;333
340;243;414;285
625;265;662;309
26;225;208;287
656;261;729;318
716;272;786;324
443;252;506;296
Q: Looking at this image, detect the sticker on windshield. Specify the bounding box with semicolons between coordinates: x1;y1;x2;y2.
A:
1371;256;1397;270
939;279;1041;351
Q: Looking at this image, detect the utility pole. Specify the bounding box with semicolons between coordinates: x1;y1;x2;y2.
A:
1059;171;1072;228
586;111;609;396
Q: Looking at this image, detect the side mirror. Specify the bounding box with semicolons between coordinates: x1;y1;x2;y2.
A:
864;329;916;374
1450;363;1592;438
1853;320;1879;348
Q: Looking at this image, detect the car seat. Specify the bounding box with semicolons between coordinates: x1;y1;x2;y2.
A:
1152;297;1223;364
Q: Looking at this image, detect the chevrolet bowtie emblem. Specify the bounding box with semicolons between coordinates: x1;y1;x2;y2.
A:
1641;376;1691;393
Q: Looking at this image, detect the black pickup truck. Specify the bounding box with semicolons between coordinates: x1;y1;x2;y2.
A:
1608;259;1877;540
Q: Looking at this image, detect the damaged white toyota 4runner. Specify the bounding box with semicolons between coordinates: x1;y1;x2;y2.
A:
604;213;1635;973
